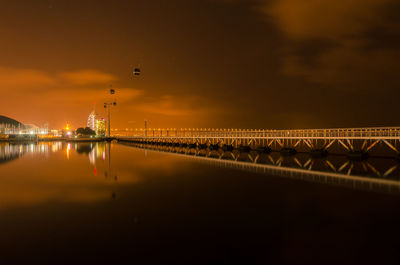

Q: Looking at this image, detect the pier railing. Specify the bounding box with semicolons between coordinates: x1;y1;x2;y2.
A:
116;127;400;155
117;127;400;139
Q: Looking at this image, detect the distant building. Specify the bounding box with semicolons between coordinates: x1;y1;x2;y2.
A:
23;124;48;135
87;111;97;131
95;118;106;136
86;107;107;136
50;130;60;137
0;115;48;136
0;115;24;134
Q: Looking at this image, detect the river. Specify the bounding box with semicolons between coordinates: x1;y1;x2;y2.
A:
0;142;399;264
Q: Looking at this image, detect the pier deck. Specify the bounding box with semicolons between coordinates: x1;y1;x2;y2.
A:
116;127;400;157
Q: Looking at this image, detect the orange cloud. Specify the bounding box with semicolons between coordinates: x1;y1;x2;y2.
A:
60;69;117;85
0;65;216;129
0;66;140;127
0;66;56;90
0;67;118;90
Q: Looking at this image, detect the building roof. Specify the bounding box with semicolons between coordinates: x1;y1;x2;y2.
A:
0;115;24;127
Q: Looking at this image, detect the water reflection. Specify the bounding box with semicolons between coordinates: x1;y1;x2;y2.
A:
2;139;400;212
0;143;24;164
120;142;400;193
0;142;399;264
0;142;63;164
68;142;117;182
0;141;121;209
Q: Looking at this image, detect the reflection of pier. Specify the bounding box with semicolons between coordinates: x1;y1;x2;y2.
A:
120;142;400;194
117;127;400;158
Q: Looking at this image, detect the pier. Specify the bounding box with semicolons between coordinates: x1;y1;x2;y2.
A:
117;127;400;158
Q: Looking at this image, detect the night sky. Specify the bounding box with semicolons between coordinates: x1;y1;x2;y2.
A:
1;0;400;130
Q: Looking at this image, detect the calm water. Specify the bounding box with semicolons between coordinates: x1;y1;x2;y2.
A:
1;142;400;264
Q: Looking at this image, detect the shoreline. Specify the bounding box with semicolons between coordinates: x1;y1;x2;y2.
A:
0;138;113;143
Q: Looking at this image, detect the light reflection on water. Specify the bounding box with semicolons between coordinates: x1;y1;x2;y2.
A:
119;142;400;193
0;141;210;209
0;142;121;209
1;141;400;264
0;142;62;162
2;141;400;198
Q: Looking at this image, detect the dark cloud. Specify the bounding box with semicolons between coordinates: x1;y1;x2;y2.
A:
256;0;400;90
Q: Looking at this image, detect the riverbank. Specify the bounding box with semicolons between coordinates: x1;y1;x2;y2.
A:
0;137;113;143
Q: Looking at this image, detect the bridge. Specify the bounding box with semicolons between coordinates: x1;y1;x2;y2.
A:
117;127;400;158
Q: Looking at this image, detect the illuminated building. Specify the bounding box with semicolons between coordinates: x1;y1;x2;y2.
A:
50;130;60;137
0;115;24;135
86;107;106;136
95;118;106;136
23;124;49;135
87;111;97;131
62;123;73;138
0;115;48;136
